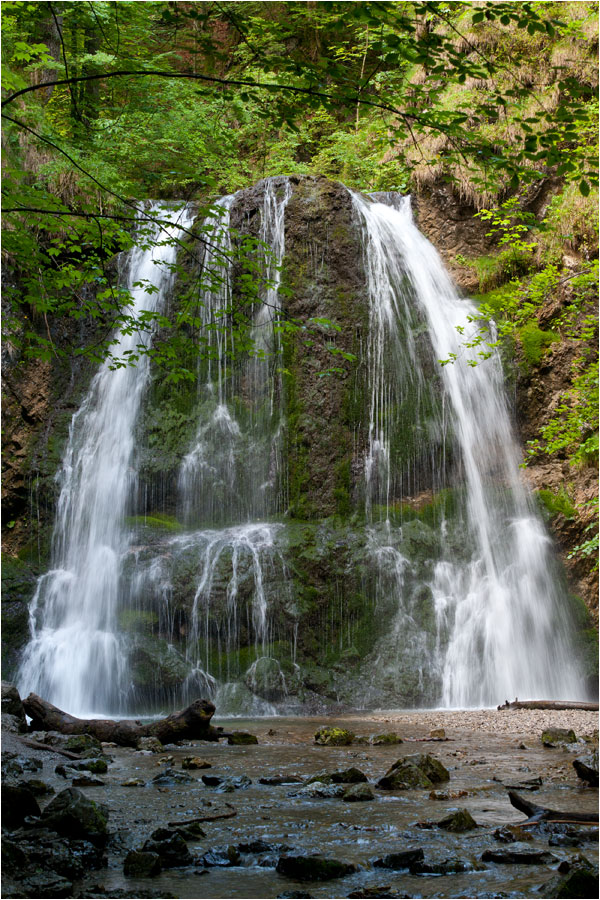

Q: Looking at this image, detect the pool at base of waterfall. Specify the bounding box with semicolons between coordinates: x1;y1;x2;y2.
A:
5;709;597;899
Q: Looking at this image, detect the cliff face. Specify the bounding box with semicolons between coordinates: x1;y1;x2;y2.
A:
2;175;596;705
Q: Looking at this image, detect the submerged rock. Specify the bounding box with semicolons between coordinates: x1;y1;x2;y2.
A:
259;775;303;785
314;727;354;746
377;753;449;790
227;731;259;745
142;831;193;868
276;854;357;881
293;781;346;799
305;767;367;785
202;773;251;791
124;850;162;877
201;845;241;867
343;783;375;802
481;844;557;864
411;857;480;875
370;733;402;745
573;749;599;786
152;767;197;785
182;756;212;769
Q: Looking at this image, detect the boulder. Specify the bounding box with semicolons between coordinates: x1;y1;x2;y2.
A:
182;756;212;769
227;731;259;745
136;736;164;753
437;809;478;832
63;733;104;754
40;787;109;844
1;784;41;828
411;857;478;875
370;733;402;745
259;775;303;785
245;656;287;701
124;850;162;877
19;778;55;795
1;682;26;728
201;845;241;867
541;728;577;747
276;854;357;881
152;767;197;785
377;753;449;790
142;831;193;868
373;848;424;869
343;783;375;802
481;844;557;864
429;789;467;800
314;727;354;746
294;781;346;799
573;749;599;786
305;767;367;786
201;773;251;791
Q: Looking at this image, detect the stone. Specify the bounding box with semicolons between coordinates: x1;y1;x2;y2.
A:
124;850;162;877
245;656;287;701
541;868;599;899
373;848;424;869
1;784;41;828
152;767;197;785
314;727;354;746
121;777;145;786
437;809;478;832
259;775;303;785
202;773;251;790
429;789;467;800
343;783;375;802
541;728;577;747
83;758;109;774
277;894;314;899
305;767;367;786
3;755;43;777
294;781;346;799
411;857;478;875
370;733;402;745
429;728;446;739
63;734;103;754
573;749;599;786
19;778;55;795
1;682;26;727
72;775;106;787
493;825;532;843
481;844;557;864
142;832;193;868
40;787;109;844
227;731;259;745
12;872;74;898
136;735;164;753
201;845;241;867
378;753;449;790
237;840;277;854
181;756;212;769
276;854;357;881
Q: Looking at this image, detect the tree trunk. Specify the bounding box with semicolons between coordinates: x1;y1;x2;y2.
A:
508;791;599;825
22;693;220;747
498;699;599;711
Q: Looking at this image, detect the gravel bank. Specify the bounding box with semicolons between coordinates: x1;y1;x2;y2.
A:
368;707;599;738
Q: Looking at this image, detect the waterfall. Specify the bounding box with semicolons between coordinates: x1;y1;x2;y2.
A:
18;204;195;716
351;193;582;706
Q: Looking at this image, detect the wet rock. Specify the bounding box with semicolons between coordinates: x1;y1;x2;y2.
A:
429;728;446;739
573;749;599;786
182;756;212;769
373;848;424;869
62;734;103;755
9;872;74;898
201;845;241;867
370;733;402;745
237;839;282;854
123;850;162;877
541;728;577;747
481;843;557;864
201;773;252;791
72;774;105;787
539;859;599;898
175;822;206;840
152;767;197;785
493;825;533;843
121;777;145;786
429;788;467;800
40;787;109;845
305;767;367;785
1;682;26;728
377;753;449;790
85;758;108;774
1;784;41;828
276;854;358;881
348;890;410;899
245;656;287;701
314;726;354;746
411;857;480;875
2;755;43;777
4;825;106;880
259;775;303;785
293;781;346;799
142;831;193;867
437;808;478;832
227;731;258;745
343;783;375;802
136;736;164;753
1;712;25;733
277;893;314;899
18;778;55;796
502;776;543;791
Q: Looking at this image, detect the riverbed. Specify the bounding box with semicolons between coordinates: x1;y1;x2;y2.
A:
4;709;598;899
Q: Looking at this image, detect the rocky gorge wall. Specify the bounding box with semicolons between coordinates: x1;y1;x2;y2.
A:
2;175;597;709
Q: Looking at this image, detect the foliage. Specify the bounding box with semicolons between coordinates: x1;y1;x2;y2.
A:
536;488;576;521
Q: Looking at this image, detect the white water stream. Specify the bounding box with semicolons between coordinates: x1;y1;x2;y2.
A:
352;193;582;705
18;204;195;715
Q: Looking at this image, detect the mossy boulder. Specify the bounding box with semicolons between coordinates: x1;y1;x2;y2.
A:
124;850;162;877
343;783;375;802
378;753;449;790
40;787;109;845
314;726;354;746
227;731;259;745
437;808;478;832
542;728;577;747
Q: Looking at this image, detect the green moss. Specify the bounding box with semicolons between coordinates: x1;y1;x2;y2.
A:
536;488;576;520
518;323;560;366
118;609;159;633
125;513;183;532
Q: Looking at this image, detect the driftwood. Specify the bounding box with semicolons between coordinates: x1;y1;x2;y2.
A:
15;736;83;760
498;699;599;711
22;693;220;748
508;791;599;826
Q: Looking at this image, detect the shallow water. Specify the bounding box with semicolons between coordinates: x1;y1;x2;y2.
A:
30;713;598;899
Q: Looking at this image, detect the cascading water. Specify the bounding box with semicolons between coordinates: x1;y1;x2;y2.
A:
351;192;582;706
18;204;195;716
17;176;586;717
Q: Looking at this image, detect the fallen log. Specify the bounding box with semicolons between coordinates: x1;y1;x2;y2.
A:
22;693;220;748
508;791;599;826
15;736;83;760
497;699;599;711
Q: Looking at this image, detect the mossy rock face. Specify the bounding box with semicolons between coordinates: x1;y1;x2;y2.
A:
314;726;354;746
